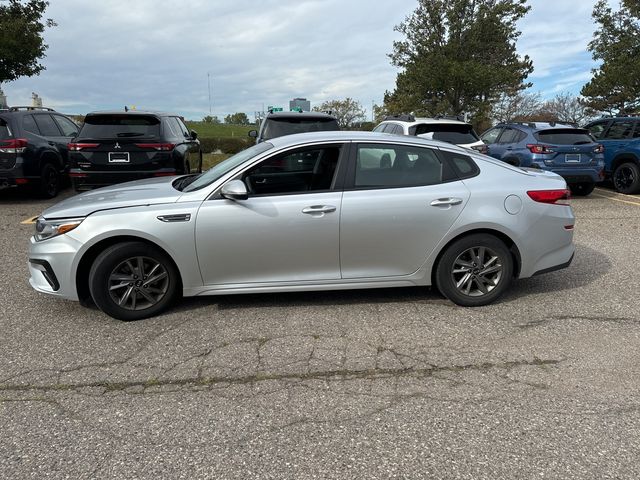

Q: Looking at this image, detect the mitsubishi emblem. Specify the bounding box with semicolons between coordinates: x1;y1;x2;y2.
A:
114;142;121;149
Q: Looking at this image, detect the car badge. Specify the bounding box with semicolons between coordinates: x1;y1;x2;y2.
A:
114;142;121;149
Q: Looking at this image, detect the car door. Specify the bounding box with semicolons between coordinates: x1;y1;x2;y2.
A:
600;120;635;172
480;127;503;159
195;142;347;285
340;142;471;279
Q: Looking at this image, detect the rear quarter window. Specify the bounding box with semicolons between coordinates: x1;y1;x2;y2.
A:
0;118;11;140
80;114;161;139
439;150;480;180
534;129;594;145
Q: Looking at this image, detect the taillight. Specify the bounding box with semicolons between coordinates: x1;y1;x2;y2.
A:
526;144;555;154
471;144;488;155
135;143;175;151
0;138;28;153
68;143;99;151
593;144;604;154
527;189;571;205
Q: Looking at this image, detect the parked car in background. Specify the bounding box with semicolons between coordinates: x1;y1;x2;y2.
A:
68;111;202;191
249;111;339;143
480;122;604;196
373;115;487;153
29;131;575;320
0;106;79;198
583;116;640;194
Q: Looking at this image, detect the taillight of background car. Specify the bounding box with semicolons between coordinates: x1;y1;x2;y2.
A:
68;143;100;151
526;144;555;154
0;138;28;153
134;143;175;151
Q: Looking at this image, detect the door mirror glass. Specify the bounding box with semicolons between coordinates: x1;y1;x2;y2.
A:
221;179;249;200
248;130;258;138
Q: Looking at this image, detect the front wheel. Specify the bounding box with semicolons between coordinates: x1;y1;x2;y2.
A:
89;242;180;321
435;234;513;307
570;182;595;196
613;162;640;194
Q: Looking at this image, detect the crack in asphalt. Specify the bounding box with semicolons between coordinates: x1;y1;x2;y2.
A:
0;358;561;395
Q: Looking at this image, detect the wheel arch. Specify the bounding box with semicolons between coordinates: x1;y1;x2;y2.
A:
430;228;522;286
39;150;64;170
611;153;640;173
75;235;183;305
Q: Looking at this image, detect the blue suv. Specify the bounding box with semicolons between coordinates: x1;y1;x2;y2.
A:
480;122;605;196
584;116;640;194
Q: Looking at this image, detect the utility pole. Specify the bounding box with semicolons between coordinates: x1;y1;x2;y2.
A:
207;73;212;115
371;100;375;122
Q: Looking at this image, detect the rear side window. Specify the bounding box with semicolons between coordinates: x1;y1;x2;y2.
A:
33;114;62;136
534;129;594;145
22;115;40;134
0;118;11;140
80;114;161;139
439;150;480;180
262;117;339;140
372;123;386;132
633;122;640;139
411;123;480;144
164;117;182;138
605;120;634;140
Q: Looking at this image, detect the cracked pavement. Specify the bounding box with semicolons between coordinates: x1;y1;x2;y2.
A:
1;186;640;479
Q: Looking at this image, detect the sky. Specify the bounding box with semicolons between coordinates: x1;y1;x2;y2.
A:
2;0;609;120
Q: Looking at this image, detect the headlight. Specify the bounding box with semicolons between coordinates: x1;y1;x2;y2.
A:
34;217;84;242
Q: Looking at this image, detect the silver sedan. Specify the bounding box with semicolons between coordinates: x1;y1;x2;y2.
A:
28;132;575;320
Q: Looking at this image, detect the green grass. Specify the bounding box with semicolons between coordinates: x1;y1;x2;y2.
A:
202;152;231;170
186;121;254;139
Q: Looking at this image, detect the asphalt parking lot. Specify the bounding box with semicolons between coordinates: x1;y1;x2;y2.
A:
1;185;639;479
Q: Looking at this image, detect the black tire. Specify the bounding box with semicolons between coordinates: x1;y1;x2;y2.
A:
570;182;595;196
613;162;640;194
435;234;514;307
89;241;180;321
504;157;520;167
39;163;60;198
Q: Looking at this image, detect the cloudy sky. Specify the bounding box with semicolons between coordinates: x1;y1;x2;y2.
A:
3;0;607;120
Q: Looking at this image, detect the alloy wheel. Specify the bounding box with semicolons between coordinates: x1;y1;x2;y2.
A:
107;256;169;310
614;165;635;191
450;246;503;297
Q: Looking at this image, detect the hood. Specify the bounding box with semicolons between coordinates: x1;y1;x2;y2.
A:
42;176;182;219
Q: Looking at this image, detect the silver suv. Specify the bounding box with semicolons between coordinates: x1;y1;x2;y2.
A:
373;115;486;153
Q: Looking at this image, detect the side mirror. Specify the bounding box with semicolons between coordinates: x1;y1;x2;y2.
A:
221;179;248;201
248;130;258;138
190;129;198;140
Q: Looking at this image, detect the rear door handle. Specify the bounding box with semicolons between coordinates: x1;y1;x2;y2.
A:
430;197;463;207
302;205;336;214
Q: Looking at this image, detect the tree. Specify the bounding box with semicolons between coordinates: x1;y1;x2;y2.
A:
0;0;56;88
224;112;249;125
313;98;366;128
538;93;595;125
581;0;640;114
202;115;220;124
491;91;541;123
386;0;533;127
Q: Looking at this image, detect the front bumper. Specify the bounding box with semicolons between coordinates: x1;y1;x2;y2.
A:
28;234;82;301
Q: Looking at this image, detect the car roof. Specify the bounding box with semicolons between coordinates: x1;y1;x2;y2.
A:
265;130;471;152
498;122;578;131
380;116;471;126
85;110;174;117
266;111;337;120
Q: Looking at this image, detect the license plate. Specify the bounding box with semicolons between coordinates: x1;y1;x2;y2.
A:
565;153;581;163
109;152;130;163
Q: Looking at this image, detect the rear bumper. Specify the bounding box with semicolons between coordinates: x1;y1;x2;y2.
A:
0;162;29;189
70;168;177;189
545;167;603;184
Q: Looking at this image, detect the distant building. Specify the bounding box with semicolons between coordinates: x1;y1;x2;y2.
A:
0;88;7;109
31;92;43;108
289;97;310;112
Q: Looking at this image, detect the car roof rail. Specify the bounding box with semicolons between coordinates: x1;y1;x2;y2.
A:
433;114;466;122
383;114;415;122
8;106;56;112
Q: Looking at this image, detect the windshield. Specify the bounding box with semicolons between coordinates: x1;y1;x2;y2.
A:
181;142;273;192
534;129;595;145
411;123;480;144
262;117;339;140
79;114;161;139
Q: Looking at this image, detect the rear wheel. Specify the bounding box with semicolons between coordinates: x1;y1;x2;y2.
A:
38;163;60;198
435;234;513;307
570;181;595;196
613;162;640;194
89;242;180;321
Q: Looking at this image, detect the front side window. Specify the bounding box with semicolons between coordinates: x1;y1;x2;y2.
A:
354;144;451;188
243;145;342;195
53;115;79;137
372;123;387;132
481;127;502;144
586;121;609;139
497;128;519;144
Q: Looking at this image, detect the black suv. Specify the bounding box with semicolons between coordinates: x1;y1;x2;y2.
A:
69;111;202;191
249;111;339;143
0;106;80;198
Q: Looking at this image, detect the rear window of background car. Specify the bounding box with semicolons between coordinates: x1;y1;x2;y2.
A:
262;117;339;140
412;123;480;144
80;115;161;139
0;118;10;140
534;129;594;145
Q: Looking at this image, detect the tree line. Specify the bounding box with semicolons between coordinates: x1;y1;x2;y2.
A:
2;0;638;130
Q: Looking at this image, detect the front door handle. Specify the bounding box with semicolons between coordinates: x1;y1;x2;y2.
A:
430;198;463;207
302;205;336;214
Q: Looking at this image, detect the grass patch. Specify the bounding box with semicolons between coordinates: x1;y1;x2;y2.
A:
186;121;254;139
202;152;231;170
